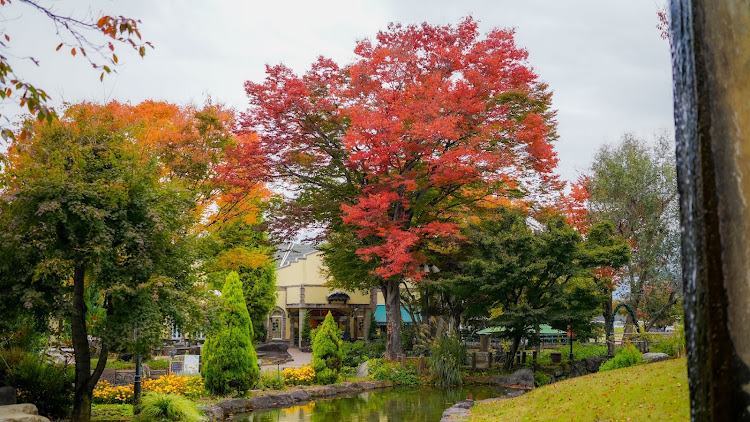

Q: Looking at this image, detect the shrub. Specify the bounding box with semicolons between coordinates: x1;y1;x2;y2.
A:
650;325;686;357
429;336;466;386
368;317;379;341
134;392;205;422
341;340;382;368
145;359;171;371
600;343;642;371
143;375;205;399
369;359;420;385
534;371;550;386
282;366;315;386
93;380;134;404
260;370;285;390
311;312;342;384
0;348;75;419
202;272;259;395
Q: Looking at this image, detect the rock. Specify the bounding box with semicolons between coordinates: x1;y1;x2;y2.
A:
200;404;224;420
440;399;474;422
288;389;311;402
256;343;289;353
453;399;474;409
0;386;17;406
568;361;587;378
495;369;535;388
216;398;251;413
583;356;607;373
355;360;370;379
0;404;50;422
642;352;670;363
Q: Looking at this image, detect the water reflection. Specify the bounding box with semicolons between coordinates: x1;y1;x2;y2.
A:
232;386;511;422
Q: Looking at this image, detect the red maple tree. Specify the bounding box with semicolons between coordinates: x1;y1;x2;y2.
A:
230;17;561;359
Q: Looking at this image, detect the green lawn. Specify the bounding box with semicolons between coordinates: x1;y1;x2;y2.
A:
91;404;133;421
469;358;689;422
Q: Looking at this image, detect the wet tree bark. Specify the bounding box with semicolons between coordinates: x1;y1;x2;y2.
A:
670;1;750;420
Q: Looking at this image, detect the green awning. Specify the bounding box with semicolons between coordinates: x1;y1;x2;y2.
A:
373;305;416;324
476;324;564;336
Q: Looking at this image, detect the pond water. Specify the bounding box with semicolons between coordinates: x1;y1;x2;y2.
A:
230;385;514;422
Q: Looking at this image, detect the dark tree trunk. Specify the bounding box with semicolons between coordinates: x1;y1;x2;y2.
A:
71;263;93;422
504;335;522;371
644;290;679;332
671;0;750;419
71;263;108;422
382;280;404;361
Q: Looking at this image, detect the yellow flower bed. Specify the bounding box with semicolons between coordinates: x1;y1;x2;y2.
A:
143;375;205;399
93;380;134;404
93;375;205;404
282;365;315;385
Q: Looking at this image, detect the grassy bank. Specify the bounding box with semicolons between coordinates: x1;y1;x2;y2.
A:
469;358;689;421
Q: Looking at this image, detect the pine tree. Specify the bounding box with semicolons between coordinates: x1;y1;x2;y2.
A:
311;312;342;384
202;272;259;394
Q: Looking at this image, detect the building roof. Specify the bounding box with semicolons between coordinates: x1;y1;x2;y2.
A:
275;242;318;269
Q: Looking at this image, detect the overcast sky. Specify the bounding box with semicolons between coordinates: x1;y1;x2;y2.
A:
2;0;673;183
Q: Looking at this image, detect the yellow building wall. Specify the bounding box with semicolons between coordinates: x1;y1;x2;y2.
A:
277;290;287;308
276;252;327;286
273;249;392;310
286;286;301;305
304;286;329;304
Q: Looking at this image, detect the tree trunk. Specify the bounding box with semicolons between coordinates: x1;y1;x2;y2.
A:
71;263;109;422
71;263;93;422
644;290;679;332
504;335;522;371
382;280;404;361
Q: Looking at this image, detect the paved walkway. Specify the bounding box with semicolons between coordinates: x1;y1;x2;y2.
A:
260;347;312;371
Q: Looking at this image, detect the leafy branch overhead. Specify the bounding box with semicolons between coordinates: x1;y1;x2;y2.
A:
0;0;153;139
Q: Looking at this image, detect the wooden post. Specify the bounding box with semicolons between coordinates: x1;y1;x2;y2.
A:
488;352;493;369
532;351;538;363
400;354;406;367
472;352;477;370
671;1;750;419
522;351;527;364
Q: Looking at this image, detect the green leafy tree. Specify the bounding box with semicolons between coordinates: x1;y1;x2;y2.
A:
0;104;204;421
453;208;623;369
200;215;277;342
202;271;259;395
587;132;681;331
311;312;342;384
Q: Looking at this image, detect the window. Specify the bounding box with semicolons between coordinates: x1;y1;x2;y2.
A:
271;309;284;340
354;309;365;340
171;324;182;340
